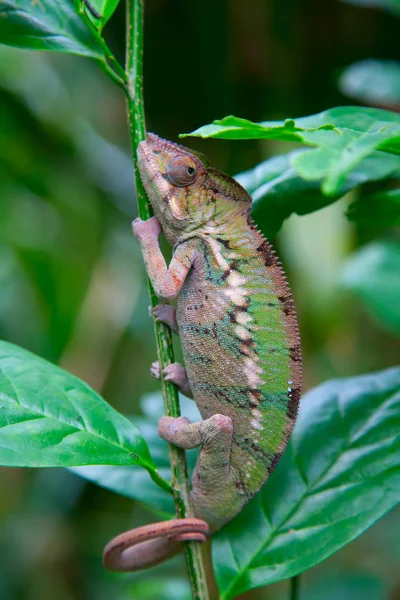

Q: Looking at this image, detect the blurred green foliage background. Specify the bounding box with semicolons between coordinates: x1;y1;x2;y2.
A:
0;0;399;598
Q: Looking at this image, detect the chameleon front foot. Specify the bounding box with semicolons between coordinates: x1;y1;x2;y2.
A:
132;216;162;241
150;303;178;333
150;361;193;399
103;518;209;572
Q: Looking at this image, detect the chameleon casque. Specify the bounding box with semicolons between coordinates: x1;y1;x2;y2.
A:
103;134;302;571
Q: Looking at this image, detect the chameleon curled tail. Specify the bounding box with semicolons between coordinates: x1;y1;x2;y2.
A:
103;518;209;571
102;412;235;571
103;133;302;572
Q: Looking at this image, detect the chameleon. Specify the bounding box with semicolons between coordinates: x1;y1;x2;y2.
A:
103;134;301;571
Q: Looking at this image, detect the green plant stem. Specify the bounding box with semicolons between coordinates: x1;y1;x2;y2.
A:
124;1;210;598
290;575;300;600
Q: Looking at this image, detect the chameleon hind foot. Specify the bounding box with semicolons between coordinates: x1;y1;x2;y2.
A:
150;303;178;333
150;361;193;399
159;414;242;531
159;414;233;478
103;518;209;572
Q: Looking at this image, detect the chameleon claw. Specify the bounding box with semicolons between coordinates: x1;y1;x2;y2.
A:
150;361;161;379
151;304;178;333
103;518;209;572
132;216;162;241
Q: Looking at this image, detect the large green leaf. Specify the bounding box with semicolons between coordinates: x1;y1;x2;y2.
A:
213;367;400;599
339;0;400;17
340;60;400;107
347;188;400;227
70;417;175;516
0;0;105;58
69;393;200;515
0;341;170;493
184;107;400;195
236;149;400;238
70;463;174;517
340;241;400;333
304;572;388;600
237;151;334;239
76;0;121;29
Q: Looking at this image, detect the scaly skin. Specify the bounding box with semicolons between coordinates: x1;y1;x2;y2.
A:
103;134;301;572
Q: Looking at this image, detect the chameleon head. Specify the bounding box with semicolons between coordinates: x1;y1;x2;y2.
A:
137;134;252;245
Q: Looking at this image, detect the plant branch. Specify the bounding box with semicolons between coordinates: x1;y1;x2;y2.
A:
124;1;210;598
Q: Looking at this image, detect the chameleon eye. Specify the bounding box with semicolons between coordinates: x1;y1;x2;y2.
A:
166;155;199;187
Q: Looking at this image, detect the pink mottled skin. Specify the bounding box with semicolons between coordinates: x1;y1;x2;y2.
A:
103;134;301;573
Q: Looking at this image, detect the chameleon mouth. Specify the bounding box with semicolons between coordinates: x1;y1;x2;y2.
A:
137;135;179;190
137;137;168;186
136;133;208;225
137;137;183;215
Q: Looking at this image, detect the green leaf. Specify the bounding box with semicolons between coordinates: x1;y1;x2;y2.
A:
68;394;200;514
340;241;400;333
236;149;400;239
236;152;333;239
70;464;174;517
305;572;389;600
77;0;121;29
213;367;400;599
340;60;400;107
339;0;400;17
0;0;105;58
183;107;400;196
70;415;176;516
0;341;170;493
347;188;400;227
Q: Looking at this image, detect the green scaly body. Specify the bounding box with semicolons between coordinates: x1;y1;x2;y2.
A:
135;134;301;532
